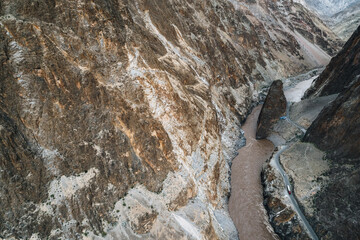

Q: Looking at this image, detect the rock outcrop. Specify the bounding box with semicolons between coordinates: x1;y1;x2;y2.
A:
303;80;360;160
0;0;342;239
256;80;287;139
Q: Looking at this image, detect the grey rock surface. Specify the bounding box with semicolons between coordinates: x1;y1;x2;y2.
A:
256;80;287;139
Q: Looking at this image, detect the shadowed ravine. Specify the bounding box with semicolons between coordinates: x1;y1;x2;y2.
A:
229;105;278;240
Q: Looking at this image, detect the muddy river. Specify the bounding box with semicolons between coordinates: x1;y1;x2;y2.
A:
229;105;278;240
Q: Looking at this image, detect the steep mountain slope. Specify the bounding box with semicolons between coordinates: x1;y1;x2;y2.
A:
301;26;360;239
295;0;360;41
0;0;342;239
304;26;360;99
294;0;359;17
304;25;360;160
330;1;360;40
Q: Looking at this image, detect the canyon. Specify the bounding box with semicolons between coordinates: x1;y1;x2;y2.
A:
0;0;358;239
262;25;360;240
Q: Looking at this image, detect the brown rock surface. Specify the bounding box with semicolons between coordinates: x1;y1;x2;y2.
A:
0;0;342;239
256;80;287;139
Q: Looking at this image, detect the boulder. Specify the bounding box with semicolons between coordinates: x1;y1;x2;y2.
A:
256;80;287;139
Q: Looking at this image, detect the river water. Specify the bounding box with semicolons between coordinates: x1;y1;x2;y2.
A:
229;105;278;240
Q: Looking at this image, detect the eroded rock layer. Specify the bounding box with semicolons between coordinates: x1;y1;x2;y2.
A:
0;0;341;239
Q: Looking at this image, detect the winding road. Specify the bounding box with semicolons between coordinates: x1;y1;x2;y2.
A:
272;102;319;240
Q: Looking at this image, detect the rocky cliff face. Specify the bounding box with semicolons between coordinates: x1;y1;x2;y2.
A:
300;26;360;239
304;25;360;98
304;26;360;159
304;80;360;160
0;0;342;239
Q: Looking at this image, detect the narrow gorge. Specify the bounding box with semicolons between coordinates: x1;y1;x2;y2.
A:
0;0;358;239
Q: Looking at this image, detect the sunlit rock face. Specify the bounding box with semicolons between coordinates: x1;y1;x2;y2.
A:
0;0;341;239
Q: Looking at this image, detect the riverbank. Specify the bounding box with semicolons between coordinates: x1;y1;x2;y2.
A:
261;75;338;239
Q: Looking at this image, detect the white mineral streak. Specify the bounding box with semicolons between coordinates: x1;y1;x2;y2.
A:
46;168;99;205
41;148;63;175
173;214;202;240
1;0;341;238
